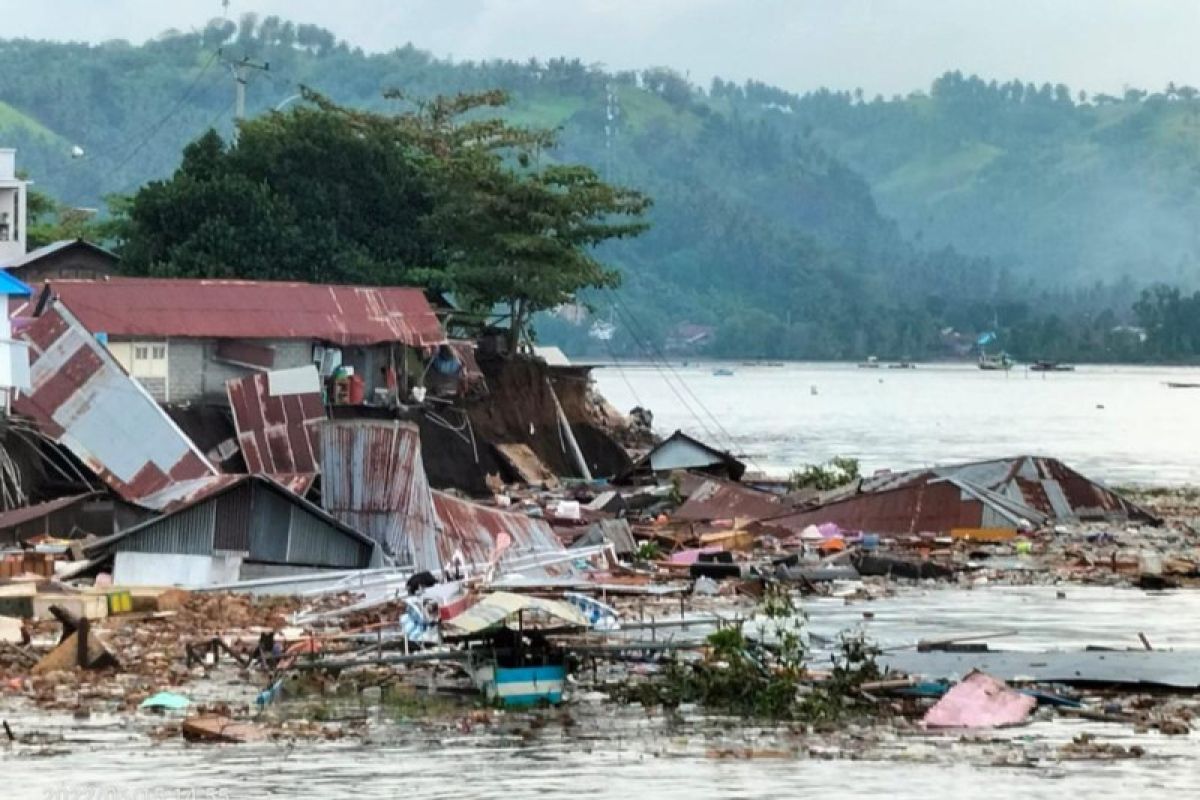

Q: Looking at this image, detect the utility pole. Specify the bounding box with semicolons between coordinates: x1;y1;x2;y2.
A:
219;50;269;141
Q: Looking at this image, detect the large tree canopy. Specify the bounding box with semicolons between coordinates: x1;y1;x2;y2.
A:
116;89;649;343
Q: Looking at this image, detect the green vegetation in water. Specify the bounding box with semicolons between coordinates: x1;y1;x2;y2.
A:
619;585;881;722
635;541;664;561
788;457;861;492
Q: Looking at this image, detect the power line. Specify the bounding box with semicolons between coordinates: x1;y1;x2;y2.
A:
107;50;223;175
605;288;759;469
603;290;728;450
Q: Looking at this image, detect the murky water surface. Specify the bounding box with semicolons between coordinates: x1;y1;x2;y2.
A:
6;585;1200;798
594;362;1200;484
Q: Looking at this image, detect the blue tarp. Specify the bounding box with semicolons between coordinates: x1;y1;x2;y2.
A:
0;270;32;296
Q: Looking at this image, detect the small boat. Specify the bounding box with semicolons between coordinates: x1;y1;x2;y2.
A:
978;352;1014;371
1030;360;1075;372
1165;381;1200;389
712;367;735;377
857;356;881;369
466;627;569;707
887;361;916;370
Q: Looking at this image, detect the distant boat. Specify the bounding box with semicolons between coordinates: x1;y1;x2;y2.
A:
978;352;1014;371
887;361;916;370
1165;381;1200;389
858;356;881;369
712;367;735;377
1030;360;1075;372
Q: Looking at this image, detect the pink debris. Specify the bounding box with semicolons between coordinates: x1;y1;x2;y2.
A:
669;546;723;565
922;670;1036;728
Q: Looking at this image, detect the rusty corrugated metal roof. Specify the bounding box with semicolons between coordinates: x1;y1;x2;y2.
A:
674;477;782;523
14;300;219;502
765;455;1156;535
317;418;567;574
227;371;325;474
318;420;439;557
41;278;445;347
132;473;315;513
426;491;568;576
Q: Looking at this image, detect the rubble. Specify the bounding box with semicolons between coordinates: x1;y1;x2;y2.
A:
0;290;1197;770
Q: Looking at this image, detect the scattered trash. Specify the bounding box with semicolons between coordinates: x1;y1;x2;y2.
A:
139;692;191;711
922;670;1036;728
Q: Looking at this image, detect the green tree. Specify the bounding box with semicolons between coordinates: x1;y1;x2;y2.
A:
116;89;648;348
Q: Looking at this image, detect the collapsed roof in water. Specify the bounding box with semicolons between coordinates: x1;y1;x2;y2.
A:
619;430;745;483
763;455;1158;535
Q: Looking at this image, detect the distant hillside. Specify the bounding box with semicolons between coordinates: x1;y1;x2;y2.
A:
720;72;1200;288
0;18;1186;361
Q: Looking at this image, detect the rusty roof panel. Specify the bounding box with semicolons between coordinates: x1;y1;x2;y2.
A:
426;491;568;576
764;481;983;536
674;477;782;523
14;301;218;502
43;278;445;347
318;419;439;558
772;456;1156;535
227;371;325;475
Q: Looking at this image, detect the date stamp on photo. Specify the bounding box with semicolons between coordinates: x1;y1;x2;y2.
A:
41;786;232;800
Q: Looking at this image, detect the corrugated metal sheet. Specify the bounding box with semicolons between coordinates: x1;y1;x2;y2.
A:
14;300;219;501
770;455;1156;535
767;481;983;536
227;370;325;475
213;481;253;551
318;420;439;557
90;475;377;570
674;478;782;523
43;278;445;347
286;505;372;569
424;491;567;576
114;501;216;556
649;437;726;472
625;431;745;481
248;489;290;563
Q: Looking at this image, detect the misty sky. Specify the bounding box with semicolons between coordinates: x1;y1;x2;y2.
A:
6;0;1200;96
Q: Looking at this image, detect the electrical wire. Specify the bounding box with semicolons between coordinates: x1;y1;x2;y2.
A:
602;290;726;448
599;331;645;409
106;49;223;175
604;288;762;471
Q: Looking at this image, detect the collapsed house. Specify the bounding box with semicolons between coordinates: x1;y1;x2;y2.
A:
82;474;382;585
619;430;745;483
319;418;573;578
764;455;1159;536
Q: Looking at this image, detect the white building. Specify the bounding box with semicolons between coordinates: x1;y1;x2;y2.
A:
0;149;28;266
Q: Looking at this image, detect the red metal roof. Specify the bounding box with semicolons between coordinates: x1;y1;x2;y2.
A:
41;278;445;347
227;371;325;475
15;301;219;502
428;491;567;575
673;476;782;523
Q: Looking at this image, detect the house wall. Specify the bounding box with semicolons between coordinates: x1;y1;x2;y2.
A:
161;338;313;403
106;335;411;404
12;248;117;284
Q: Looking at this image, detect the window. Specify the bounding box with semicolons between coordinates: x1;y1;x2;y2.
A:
113;340;169;380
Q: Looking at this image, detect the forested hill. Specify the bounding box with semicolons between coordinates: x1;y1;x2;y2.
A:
0;18;1195;360
722;71;1200;289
